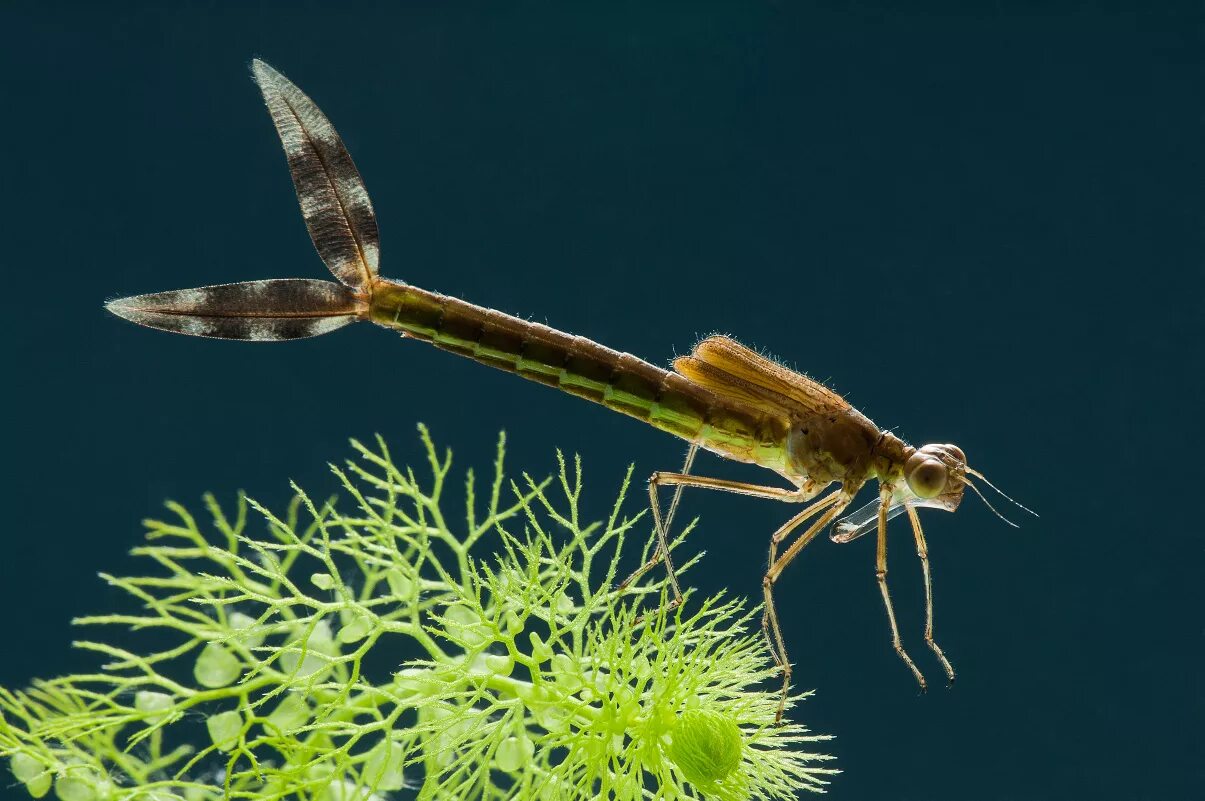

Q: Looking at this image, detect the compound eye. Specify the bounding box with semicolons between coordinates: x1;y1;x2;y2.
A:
943;444;966;465
906;455;947;499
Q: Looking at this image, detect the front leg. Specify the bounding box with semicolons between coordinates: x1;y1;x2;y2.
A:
875;483;926;689
906;505;955;682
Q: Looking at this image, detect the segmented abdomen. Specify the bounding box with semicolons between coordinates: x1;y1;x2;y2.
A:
369;280;788;468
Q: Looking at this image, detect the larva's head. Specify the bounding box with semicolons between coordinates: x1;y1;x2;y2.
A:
903;443;967;511
833;441;1034;544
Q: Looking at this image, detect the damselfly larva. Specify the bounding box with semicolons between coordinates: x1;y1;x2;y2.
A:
107;61;1034;721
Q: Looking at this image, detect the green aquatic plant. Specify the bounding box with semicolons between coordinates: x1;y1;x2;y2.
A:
0;427;836;800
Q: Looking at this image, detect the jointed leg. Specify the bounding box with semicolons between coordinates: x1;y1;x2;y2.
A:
762;490;853;721
875;485;926;689
619;444;698;609
761;492;846;665
616;460;818;605
906;505;955;682
659;443;699;581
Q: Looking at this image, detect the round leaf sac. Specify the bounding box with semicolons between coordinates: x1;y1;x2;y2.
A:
322;780;383;801
495;735;534;773
527;632;553;663
392;667;443;700
54;773;99;801
483;652;514;676
554;591;575;614
182;788;215;801
10;754;51;798
228;611;265;647
550;654;583;691
503;609;523;635
337;615;373;644
443;603;489;648
362;739;406;791
10;753;47;783
668;709;744;787
193;643;241;688
385;569;414;599
206;710;243;752
265;694;311;733
135;690;175;722
281;620;338;678
26;773;52;799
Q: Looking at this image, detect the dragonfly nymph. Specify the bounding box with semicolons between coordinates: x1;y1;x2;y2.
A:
107;60;1032;721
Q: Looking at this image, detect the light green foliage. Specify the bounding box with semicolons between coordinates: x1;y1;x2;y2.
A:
0;427;837;799
669;710;744;791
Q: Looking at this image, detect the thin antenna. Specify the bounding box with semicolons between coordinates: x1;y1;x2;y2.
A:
966;467;1039;518
963;478;1020;528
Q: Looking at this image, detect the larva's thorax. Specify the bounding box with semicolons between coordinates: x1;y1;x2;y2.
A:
784;409;898;488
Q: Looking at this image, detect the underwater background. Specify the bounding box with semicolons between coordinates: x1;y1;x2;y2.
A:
2;2;1201;799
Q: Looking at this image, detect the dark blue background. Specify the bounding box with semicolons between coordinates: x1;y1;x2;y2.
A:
2;2;1202;799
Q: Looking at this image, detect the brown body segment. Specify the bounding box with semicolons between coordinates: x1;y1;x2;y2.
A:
367;279;794;473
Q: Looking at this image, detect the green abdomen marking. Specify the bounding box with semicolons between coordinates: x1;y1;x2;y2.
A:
368;281;786;466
